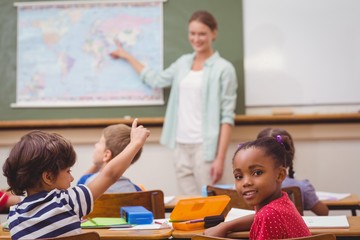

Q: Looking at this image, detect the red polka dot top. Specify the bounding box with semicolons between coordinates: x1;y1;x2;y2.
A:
250;191;311;239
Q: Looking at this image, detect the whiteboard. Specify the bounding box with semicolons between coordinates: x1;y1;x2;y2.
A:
244;0;360;114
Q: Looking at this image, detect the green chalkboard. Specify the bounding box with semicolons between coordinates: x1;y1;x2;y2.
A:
0;0;244;121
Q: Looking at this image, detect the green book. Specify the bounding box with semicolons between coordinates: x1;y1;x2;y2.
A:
81;217;132;228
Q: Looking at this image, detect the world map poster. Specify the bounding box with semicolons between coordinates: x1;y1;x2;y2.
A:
14;1;164;107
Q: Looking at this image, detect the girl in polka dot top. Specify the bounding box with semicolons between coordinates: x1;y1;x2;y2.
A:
257;127;329;216
204;136;311;239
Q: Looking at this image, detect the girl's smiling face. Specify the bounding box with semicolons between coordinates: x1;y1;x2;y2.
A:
233;147;286;210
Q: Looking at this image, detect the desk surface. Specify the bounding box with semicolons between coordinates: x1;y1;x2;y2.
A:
165;194;360;213
321;194;360;216
0;228;173;240
1;217;359;239
322;194;360;206
229;216;360;238
171;216;360;239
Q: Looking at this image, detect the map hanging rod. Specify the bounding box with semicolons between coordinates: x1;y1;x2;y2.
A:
14;0;167;7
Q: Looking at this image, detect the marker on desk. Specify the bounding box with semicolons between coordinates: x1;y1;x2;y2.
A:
169;219;186;223
184;215;224;226
107;224;133;228
185;218;204;224
88;218;97;225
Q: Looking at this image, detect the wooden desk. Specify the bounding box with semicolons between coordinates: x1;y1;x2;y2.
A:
167;194;360;216
321;194;360;216
171;217;360;239
0;228;173;240
227;217;360;239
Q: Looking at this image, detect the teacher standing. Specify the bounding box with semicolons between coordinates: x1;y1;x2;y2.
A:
110;10;238;195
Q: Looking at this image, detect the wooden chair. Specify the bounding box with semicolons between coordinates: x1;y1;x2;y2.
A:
41;232;100;240
192;234;233;240
206;185;304;216
282;186;304;216
284;233;336;240
0;207;9;214
85;189;165;219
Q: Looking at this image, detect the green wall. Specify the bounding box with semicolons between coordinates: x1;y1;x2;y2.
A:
0;0;244;121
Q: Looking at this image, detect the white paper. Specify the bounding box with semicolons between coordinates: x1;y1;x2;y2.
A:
164;196;175;204
302;215;349;228
225;208;255;222
316;191;351;201
109;219;172;231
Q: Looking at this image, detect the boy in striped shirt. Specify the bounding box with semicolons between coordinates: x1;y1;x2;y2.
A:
3;119;149;240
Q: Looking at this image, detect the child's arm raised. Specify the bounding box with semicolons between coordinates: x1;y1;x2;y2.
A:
87;118;150;200
82;164;102;175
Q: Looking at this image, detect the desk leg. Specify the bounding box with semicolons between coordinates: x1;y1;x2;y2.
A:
351;209;357;216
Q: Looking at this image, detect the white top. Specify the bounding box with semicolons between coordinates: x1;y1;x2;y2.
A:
176;70;203;143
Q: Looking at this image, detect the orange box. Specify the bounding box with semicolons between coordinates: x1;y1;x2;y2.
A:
170;195;230;230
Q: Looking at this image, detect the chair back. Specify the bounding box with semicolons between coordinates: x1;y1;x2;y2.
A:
206;185;253;215
192;234;233;240
41;232;100;240
282;186;304;215
85;190;165;219
284;233;336;240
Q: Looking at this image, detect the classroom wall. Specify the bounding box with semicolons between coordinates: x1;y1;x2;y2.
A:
0;0;244;121
1;124;359;210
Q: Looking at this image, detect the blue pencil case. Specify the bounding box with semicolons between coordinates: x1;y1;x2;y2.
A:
120;206;154;225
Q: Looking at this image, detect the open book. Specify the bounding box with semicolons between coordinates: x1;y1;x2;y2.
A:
225;208;255;222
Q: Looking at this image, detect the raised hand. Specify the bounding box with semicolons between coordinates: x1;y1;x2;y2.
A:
130;118;150;147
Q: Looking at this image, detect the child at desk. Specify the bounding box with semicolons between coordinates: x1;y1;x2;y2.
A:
2;119;149;240
77;123;144;192
204;137;311;239
257;127;329;216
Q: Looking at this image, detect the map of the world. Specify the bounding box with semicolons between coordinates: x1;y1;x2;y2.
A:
15;1;164;107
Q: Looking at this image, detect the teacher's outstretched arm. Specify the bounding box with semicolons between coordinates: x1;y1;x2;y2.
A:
110;39;145;74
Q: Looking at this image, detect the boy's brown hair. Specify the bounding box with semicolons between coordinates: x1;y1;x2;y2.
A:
103;124;142;164
3;130;76;195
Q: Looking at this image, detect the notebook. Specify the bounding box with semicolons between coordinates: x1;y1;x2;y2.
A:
81;217;132;228
316;191;351;201
302;215;349;228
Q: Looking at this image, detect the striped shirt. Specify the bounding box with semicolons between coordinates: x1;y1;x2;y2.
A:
8;185;93;240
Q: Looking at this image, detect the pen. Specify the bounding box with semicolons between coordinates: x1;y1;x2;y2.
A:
169;219;187;222
185;218;204;224
108;224;133;228
87;218;97;225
